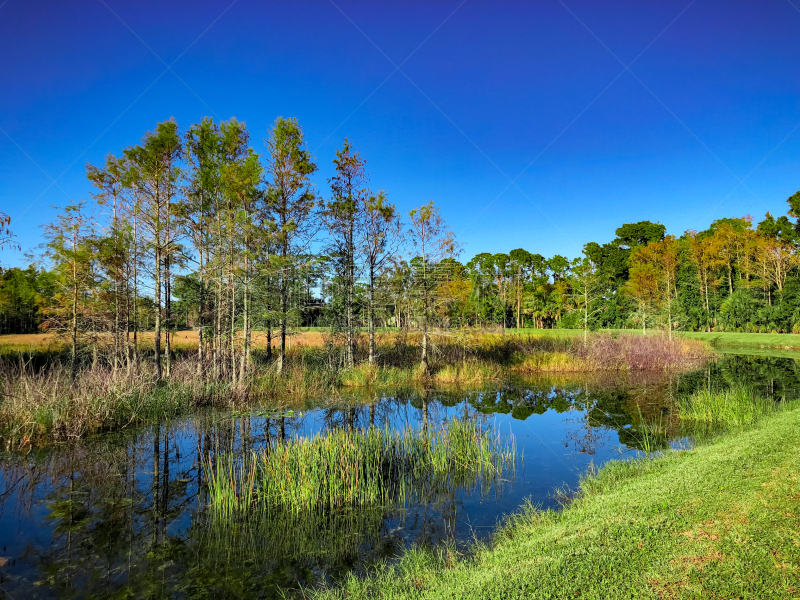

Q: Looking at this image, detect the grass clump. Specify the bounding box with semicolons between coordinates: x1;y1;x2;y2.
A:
310;405;800;600
510;350;583;373
205;418;516;518
678;386;778;427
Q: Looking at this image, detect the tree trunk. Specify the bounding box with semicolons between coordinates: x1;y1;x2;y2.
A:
131;210;139;370
266;320;272;361
230;248;237;386
346;221;355;369
421;299;428;370
240;251;251;382
584;288;588;343
279;277;287;373
165;256;171;378
667;275;673;341
728;262;733;295
368;264;376;365
71;252;78;381
197;244;204;377
154;245;162;381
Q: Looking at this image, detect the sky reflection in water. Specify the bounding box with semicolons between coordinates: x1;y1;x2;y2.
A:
0;353;798;598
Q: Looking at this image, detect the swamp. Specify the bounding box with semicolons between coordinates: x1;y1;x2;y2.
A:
0;347;796;598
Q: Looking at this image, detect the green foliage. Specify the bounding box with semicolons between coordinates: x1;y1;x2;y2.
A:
0;265;56;333
719;289;757;330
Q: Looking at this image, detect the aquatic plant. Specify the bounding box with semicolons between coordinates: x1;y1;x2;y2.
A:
205;417;516;518
678;385;778;427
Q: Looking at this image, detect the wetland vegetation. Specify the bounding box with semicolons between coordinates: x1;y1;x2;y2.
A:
1;116;799;599
0;353;797;598
0;330;708;446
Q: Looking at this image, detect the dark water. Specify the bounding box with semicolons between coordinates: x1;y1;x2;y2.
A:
0;353;798;599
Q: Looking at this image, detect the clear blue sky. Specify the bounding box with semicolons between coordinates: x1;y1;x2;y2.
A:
2;0;799;268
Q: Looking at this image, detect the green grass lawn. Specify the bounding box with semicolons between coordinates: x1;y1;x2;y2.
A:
313;406;800;599
679;330;800;349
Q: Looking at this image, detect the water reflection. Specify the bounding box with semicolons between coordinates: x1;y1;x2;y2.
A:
1;354;798;598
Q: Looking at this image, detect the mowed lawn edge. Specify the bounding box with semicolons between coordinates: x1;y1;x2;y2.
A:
312;407;800;600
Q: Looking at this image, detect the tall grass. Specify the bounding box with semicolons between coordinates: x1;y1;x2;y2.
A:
0;357;304;445
508;333;709;373
0;331;710;446
678;385;778;427
205;418;516;518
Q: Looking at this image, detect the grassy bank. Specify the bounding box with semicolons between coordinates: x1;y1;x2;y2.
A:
311;403;800;600
679;330;800;350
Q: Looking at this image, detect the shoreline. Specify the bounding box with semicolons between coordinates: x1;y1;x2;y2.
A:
311;404;800;599
0;332;708;446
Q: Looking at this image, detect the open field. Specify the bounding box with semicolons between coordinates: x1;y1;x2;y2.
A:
6;328;800;353
313;404;800;600
679;330;800;349
0;330;328;351
517;328;800;350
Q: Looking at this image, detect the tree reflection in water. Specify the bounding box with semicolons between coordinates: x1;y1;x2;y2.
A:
1;354;797;598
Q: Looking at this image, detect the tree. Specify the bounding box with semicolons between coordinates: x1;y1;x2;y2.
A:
43;202;97;378
184;118;223;374
361;190;402;364
407;201;457;370
686;230;723;330
87;153;131;369
625;236;680;336
264;117;318;373
0;212;17;251
568;254;604;341
623;256;659;334
709;219;752;295
755;236;800;304
323;140;366;368
124;120;183;381
508;249;533;329
221;120;262;382
0;266;55;334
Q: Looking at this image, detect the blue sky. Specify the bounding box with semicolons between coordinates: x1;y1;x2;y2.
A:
2;0;800;268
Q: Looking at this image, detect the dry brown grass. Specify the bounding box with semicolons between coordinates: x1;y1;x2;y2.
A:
0;333;64;351
0;330;329;351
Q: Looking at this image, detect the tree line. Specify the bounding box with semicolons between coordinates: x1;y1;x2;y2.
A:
2;116;800;380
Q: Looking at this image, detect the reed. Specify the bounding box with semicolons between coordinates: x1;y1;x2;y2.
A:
678;386;778;427
205;418;516;519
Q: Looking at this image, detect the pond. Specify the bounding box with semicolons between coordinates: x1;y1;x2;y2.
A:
0;352;798;598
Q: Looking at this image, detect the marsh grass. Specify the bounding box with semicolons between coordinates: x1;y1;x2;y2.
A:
0;331;709;445
0;356;324;445
205;418;516;519
678;385;779;427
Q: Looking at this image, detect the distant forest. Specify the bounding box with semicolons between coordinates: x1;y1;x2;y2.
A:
2;116;800;357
